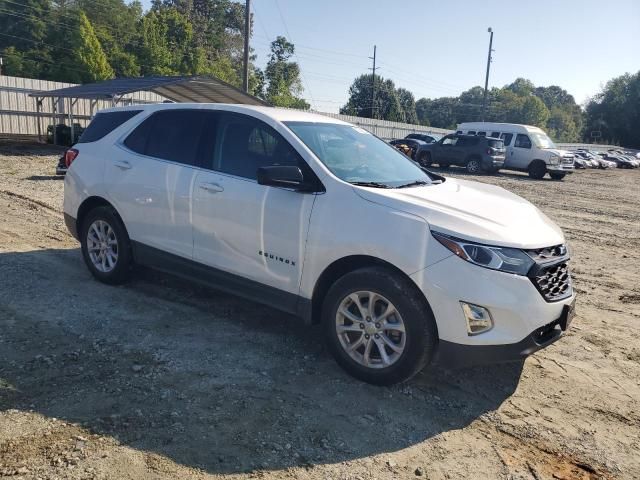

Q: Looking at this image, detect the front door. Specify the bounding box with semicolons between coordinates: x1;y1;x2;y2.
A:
192;112;316;298
509;133;534;169
437;134;458;165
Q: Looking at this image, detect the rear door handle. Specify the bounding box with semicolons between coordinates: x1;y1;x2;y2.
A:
199;182;224;193
114;160;132;170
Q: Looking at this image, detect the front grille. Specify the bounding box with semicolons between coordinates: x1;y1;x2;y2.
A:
532;261;572;301
562;157;574;165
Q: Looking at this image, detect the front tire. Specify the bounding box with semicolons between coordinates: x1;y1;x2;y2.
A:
465;157;481;174
549;172;566;180
528;161;547;179
419;151;431;167
80;206;132;285
323;267;438;385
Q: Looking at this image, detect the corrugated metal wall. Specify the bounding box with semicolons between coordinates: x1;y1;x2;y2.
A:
0;75;165;138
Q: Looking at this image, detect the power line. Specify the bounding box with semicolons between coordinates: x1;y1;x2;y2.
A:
271;0;316;109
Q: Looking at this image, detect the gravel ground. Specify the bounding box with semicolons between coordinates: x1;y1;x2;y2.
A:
0;141;638;480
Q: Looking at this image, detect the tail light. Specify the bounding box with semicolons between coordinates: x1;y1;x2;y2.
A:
64;148;79;168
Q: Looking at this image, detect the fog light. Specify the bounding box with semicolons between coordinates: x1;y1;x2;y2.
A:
460;302;494;335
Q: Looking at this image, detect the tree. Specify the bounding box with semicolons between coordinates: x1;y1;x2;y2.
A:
48;10;114;83
396;88;418;124
264;36;309;109
584;71;640;148
518;95;550;127
340;74;402;121
415;98;431;126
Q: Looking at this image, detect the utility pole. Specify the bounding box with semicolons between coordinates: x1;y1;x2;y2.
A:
369;45;378;119
482;27;494;122
242;0;251;93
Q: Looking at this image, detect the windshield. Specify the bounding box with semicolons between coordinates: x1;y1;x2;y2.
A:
529;131;556;149
285;122;431;187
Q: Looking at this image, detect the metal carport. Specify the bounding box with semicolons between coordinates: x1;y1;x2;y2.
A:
29;75;269;144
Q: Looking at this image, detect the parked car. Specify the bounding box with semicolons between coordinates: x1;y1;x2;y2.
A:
63;104;576;385
389;138;429;161
574;150;609;169
601;152;636;169
405;133;438;144
419;133;505;174
457;122;574;180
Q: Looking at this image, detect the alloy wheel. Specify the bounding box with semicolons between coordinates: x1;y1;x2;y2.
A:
335;291;406;369
86;220;119;273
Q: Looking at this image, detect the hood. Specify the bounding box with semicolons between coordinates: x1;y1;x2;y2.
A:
546;148;573;157
353;178;564;249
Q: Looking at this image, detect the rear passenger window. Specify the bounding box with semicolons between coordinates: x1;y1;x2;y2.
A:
477;131;486;136
78;110;141;143
467;131;476;135
124;110;207;166
500;133;513;146
514;134;532;149
144;110;206;166
216;114;302;180
491;131;501;138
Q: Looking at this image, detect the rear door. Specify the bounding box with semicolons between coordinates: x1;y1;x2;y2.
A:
106;109;207;258
192;112;317;300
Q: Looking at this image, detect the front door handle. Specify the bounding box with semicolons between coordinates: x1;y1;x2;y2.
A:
199;182;224;193
114;160;132;170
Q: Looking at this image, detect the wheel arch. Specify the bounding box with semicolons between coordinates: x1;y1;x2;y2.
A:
309;255;434;327
529;158;547;169
76;196;125;235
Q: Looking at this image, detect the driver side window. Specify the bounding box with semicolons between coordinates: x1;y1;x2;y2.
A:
215;114;301;180
514;134;532;149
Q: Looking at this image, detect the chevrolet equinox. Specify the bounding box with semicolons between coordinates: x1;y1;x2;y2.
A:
63;104;576;385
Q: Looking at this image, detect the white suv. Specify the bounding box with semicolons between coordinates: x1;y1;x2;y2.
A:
63;104;576;385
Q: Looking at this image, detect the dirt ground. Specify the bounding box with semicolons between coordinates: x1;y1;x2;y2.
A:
0;141;638;480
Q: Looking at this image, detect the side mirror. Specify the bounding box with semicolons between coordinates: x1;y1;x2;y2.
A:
257;165;306;190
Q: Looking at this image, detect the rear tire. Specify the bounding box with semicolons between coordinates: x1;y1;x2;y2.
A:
528;161;547;180
80;206;132;285
549;172;566;180
323;266;438;385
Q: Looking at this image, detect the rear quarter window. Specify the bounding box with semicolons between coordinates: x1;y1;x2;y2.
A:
78;110;141;143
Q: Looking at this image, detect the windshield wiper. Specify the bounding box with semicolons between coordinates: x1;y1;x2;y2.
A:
350;181;392;189
396;180;430;189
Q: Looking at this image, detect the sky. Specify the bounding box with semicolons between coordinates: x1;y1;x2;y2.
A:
144;0;640;113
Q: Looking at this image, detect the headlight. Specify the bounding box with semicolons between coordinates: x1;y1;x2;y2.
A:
432;231;535;275
549;154;560;165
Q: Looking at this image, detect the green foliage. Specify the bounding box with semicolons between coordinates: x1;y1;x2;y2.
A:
45;10;114;83
584;71;640;148
411;79;585;141
264;36;309;109
340;74;405;122
0;0;269;98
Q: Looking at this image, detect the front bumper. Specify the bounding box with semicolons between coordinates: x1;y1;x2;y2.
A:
433;301;574;368
410;253;576;357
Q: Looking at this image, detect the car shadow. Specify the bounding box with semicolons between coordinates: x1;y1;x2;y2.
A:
0;247;524;474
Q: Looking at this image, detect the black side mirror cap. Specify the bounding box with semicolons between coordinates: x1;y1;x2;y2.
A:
257;165;309;191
